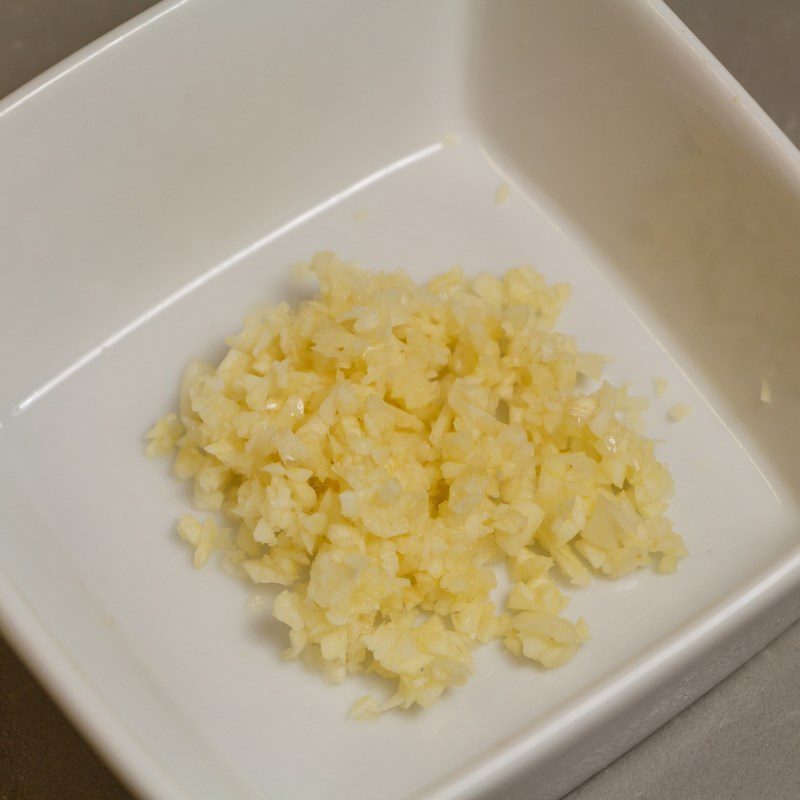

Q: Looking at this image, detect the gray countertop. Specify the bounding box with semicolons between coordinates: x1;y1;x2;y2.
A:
1;2;798;799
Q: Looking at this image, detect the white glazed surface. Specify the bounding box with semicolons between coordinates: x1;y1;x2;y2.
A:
1;2;799;799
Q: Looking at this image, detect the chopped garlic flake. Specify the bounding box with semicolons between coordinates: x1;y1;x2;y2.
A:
667;403;692;422
348;695;382;720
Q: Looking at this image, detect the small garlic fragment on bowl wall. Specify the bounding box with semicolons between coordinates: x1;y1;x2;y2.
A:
494;183;509;204
441;132;461;148
667;403;692;422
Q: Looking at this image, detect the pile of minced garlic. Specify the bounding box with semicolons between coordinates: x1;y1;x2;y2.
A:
147;252;686;718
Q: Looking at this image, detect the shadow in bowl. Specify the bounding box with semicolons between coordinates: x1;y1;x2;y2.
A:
465;0;800;506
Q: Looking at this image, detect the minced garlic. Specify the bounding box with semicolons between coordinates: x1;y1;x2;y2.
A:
148;252;686;715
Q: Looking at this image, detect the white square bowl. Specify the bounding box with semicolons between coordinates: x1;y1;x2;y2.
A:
2;2;800;799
